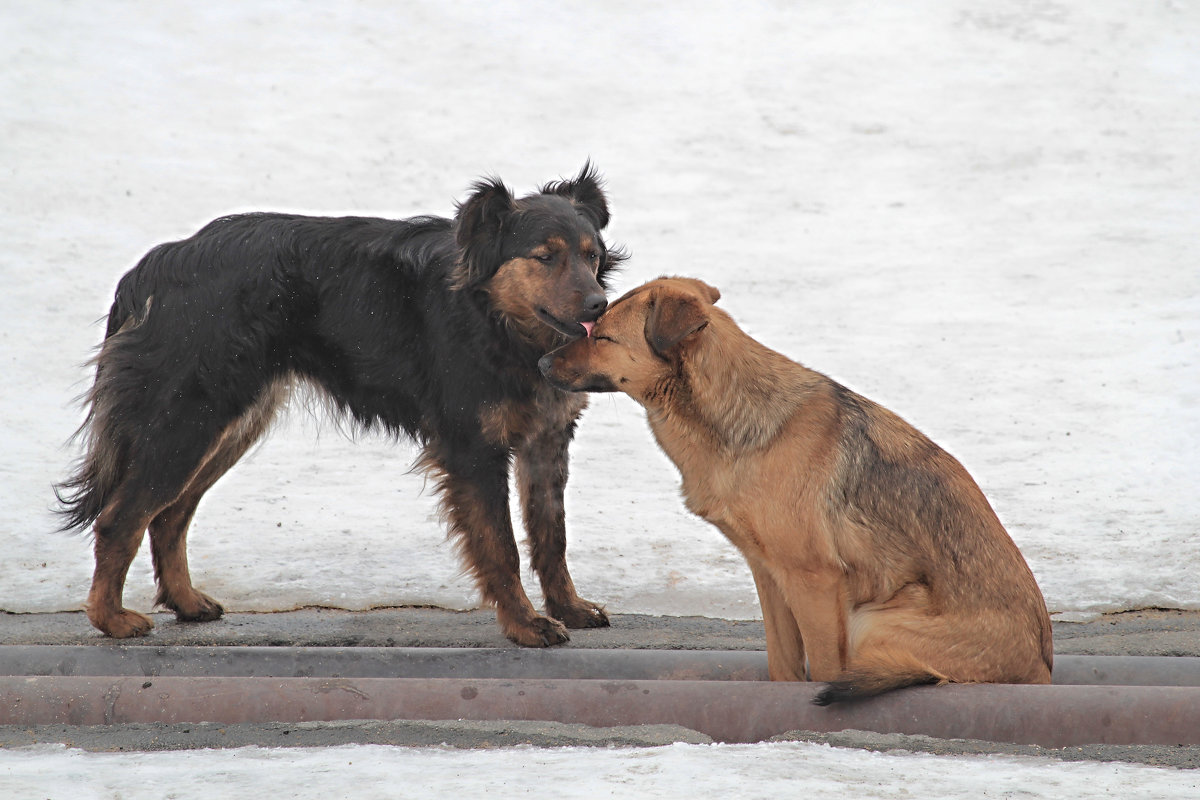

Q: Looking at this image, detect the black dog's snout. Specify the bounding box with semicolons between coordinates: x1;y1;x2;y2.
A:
583;293;608;318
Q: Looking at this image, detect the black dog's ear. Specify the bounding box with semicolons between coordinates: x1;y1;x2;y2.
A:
542;161;611;230
453;177;516;289
645;293;710;357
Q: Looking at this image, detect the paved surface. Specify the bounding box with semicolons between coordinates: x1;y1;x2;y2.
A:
2;607;1199;767
0;608;766;650
3;607;1199;654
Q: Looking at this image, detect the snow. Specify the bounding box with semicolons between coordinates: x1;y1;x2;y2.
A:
2;742;1198;800
3;0;1197;622
0;0;1198;791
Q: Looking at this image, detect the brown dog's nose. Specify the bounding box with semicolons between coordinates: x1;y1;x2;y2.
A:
583;293;608;318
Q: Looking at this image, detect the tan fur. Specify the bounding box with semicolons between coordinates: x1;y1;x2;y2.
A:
479;385;588;449
486;257;553;347
541;277;1053;699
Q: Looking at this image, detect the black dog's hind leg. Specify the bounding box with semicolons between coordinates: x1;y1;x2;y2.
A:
427;443;570;647
516;423;609;629
88;487;159;638
148;493;224;622
148;382;285;623
88;425;219;637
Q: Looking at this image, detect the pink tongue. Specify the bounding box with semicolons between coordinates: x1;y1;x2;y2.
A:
581;321;595;338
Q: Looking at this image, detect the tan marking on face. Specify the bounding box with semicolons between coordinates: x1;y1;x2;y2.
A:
487;257;545;325
580;235;602;274
485;237;609;350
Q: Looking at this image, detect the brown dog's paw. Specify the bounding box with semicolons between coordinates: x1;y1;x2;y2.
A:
548;598;610;629
92;608;156;639
170;591;225;623
505;615;571;647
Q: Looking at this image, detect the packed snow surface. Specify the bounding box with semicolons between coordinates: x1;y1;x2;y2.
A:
2;742;1199;800
2;2;1197;622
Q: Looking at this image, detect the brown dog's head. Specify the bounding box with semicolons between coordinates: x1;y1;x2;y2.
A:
538;276;721;397
453;163;627;349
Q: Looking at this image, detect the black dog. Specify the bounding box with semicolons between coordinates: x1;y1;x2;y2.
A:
56;164;625;646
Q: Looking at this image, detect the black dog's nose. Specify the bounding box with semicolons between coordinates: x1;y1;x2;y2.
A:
583;293;608;318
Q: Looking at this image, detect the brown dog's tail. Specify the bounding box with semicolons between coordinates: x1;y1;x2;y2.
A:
812;653;948;706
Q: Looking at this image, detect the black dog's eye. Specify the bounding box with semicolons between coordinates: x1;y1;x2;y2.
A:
588;251;600;262
534;253;554;264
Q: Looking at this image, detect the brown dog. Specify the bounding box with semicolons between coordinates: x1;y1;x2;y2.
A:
539;277;1053;703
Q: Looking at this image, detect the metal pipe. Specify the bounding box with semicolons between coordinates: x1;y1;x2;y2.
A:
0;645;765;681
2;646;1199;686
3;676;1198;747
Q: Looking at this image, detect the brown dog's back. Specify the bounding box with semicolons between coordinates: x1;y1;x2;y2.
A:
816;385;1053;701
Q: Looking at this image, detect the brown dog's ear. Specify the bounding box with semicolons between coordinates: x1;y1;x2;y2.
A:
645;293;710;357
690;279;720;304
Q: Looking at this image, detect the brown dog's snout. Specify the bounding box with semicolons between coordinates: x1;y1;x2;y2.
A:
538;346;578;388
538;344;617;393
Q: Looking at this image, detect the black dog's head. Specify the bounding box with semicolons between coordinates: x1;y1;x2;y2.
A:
453;162;627;349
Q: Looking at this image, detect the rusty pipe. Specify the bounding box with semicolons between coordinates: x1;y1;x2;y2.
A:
3;676;1199;747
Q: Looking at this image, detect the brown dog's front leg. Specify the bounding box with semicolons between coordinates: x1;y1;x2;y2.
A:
516;425;609;630
780;566;851;681
747;560;807;681
429;445;569;647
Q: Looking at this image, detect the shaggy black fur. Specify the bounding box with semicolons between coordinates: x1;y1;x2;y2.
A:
56;163;625;646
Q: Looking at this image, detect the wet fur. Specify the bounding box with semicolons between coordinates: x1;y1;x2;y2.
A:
540;277;1053;702
56;164;625;646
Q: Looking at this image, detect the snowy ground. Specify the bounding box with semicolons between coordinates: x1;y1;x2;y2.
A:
3;0;1198;622
2;741;1198;800
1;0;1198;793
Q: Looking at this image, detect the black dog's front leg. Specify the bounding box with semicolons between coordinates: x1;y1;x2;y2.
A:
427;443;570;647
516;422;610;630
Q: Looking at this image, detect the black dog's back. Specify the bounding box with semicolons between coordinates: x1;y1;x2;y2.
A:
60;212;476;536
110;213;470;430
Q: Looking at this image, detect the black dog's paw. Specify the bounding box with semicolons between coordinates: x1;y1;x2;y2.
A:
170;590;225;623
507;615;571;647
550;598;611;629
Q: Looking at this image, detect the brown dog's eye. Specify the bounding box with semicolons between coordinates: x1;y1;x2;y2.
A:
594;334;616;343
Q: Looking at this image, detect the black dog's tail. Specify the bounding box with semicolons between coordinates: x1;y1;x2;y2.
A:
54;291;152;533
812;654;946;706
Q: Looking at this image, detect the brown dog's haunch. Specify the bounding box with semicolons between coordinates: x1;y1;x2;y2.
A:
541;277;1052;703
